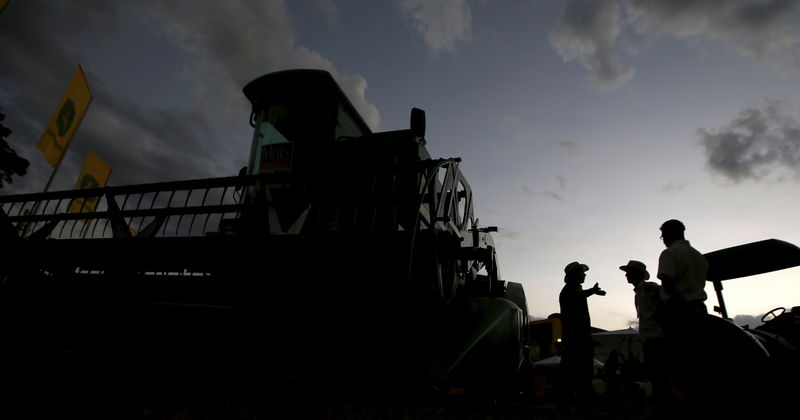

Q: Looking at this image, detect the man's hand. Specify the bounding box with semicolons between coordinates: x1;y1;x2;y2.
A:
592;282;606;296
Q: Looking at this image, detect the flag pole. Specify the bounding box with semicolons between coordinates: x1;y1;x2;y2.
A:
25;124;70;236
41;158;61;193
25;64;93;237
23;137;68;238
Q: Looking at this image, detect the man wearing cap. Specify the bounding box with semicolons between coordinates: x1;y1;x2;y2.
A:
559;261;605;406
621;260;682;411
657;219;708;314
656;219;709;404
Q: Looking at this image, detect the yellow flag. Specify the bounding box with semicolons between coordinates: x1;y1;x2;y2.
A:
68;150;111;214
38;65;93;167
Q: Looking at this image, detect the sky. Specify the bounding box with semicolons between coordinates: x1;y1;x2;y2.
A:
1;0;799;331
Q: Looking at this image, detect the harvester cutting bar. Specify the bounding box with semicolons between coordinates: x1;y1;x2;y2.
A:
0;173;285;240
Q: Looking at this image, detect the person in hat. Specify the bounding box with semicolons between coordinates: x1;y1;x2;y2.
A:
621;260;663;344
558;262;605;407
621;260;683;412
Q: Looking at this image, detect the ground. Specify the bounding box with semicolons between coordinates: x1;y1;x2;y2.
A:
0;370;663;420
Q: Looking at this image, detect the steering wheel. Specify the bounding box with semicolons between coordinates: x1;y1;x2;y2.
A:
761;307;786;323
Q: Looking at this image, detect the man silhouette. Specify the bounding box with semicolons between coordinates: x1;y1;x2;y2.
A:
656;219;708;405
621;259;683;413
657;220;708;316
559;261;605;408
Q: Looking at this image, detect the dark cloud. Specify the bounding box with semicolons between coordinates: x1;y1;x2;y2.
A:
658;181;687;193
81;81;237;185
521;176;566;202
542;190;565;202
550;0;800;90
0;0;379;195
548;174;567;202
521;185;535;197
129;1;379;127
737;0;796;29
555;174;567;190
559;140;579;155
623;0;800;66
623;0;797;34
699;100;800;183
550;0;634;90
0;1;247;193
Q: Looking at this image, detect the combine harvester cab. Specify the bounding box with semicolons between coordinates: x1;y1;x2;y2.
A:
0;69;528;393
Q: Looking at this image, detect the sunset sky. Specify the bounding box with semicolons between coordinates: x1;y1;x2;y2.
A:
2;0;799;330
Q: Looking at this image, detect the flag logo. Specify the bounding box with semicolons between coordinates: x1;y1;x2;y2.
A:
57;99;76;138
38;65;92;167
68;150;110;215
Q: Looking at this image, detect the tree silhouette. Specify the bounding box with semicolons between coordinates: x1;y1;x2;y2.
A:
0;109;30;190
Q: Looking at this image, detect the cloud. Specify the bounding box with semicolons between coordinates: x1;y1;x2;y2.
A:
131;1;380;129
80;81;234;185
623;0;800;68
399;0;472;55
550;0;635;90
521;185;534;197
542;190;565;202
659;181;687;193
555;174;567;190
550;0;800;90
0;0;380;195
503;115;533;143
559;140;580;155
521;174;567;202
313;0;339;25
699;100;800;183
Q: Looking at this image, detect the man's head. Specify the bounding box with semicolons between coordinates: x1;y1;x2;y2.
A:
620;260;649;286
660;219;685;247
564;261;589;284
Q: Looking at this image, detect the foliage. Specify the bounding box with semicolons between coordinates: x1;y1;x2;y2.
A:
0;109;30;190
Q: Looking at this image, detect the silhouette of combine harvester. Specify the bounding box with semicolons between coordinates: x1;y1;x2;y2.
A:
0;69;528;394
